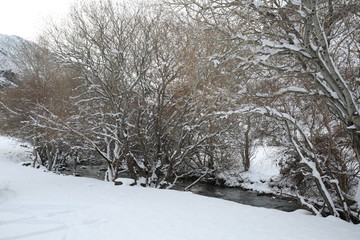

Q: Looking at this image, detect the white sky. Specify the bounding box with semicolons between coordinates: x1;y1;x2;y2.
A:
0;0;77;41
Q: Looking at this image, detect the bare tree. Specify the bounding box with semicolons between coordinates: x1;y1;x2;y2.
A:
26;1;227;188
169;0;360;221
0;40;81;171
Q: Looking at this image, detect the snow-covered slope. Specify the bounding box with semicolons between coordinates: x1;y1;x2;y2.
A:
0;136;359;240
240;146;283;192
220;145;286;193
0;34;23;70
0;136;32;163
0;33;26;88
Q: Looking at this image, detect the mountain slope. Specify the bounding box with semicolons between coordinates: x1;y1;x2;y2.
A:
0;33;27;88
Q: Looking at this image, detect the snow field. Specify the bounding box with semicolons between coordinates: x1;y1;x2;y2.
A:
1;136;360;240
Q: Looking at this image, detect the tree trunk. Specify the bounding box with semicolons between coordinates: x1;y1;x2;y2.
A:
242;116;252;171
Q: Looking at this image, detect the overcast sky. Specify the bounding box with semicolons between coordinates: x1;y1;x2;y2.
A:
0;0;76;41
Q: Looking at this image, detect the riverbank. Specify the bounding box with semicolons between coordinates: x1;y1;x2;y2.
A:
1;136;360;240
0;137;305;212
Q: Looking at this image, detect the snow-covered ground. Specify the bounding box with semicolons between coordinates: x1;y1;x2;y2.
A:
1;136;360;240
240;146;282;193
220;145;286;194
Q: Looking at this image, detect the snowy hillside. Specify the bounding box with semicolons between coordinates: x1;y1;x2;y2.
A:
0;136;32;163
1;136;360;240
0;33;23;70
0;33;26;88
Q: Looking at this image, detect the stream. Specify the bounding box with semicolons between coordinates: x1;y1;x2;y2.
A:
173;181;301;212
65;165;302;212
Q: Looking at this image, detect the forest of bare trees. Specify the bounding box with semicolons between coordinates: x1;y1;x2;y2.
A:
0;0;359;222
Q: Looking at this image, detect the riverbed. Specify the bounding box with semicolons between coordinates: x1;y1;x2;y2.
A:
65;165;302;212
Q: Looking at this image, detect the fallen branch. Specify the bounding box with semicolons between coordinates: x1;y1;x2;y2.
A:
184;169;209;191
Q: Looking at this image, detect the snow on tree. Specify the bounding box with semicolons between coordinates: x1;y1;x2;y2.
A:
171;0;360;221
22;1;230;188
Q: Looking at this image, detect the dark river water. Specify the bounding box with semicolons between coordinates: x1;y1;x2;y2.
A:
67;166;301;212
173;181;301;212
